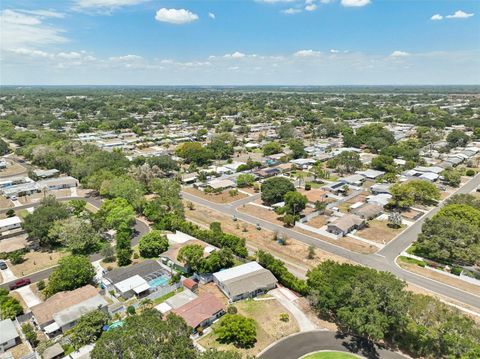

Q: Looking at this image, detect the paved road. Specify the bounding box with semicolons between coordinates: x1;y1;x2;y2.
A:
182;172;480;311
259;330;406;359
0;196;150;290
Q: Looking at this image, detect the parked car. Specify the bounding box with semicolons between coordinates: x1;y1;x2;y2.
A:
10;195;17;201
9;278;31;290
0;261;7;270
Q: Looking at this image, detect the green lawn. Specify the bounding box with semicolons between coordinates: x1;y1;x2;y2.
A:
302;351;360;359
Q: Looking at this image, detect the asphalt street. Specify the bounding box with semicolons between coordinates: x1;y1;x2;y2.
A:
0;196;150;290
259;331;406;359
182;172;480;311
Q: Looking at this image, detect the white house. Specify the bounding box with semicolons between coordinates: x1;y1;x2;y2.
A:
0;216;22;234
0;319;20;353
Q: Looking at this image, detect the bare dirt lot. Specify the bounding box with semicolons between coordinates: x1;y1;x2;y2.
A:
198;297;299;357
9;250;66;277
185;202;354;276
0;160;27;178
183;187;248;204
306;215;328;229
398;259;480;296
0;195;13;210
355;220;405;244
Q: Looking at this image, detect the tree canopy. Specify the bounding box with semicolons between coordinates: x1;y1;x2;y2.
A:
261;177;295;205
46;255;95;296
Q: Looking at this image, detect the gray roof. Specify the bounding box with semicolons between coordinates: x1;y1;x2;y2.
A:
42;343;64;359
219;268;277;298
104;259;163;284
53;295;108;327
0;319;19;344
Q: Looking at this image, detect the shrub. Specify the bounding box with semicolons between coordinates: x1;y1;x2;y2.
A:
37;280;46;291
227;305;238;314
5;209;15;218
466;169;475;176
304;183;311;191
451;267;462;276
215;314;257;348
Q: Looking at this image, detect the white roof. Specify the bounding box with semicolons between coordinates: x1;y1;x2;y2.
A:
115;275;150;294
155;302;172;314
213;262;263;283
166;231;197;244
420;172;439;181
0;319;19;343
44;322;60;334
133;282;151;294
356;169;385;178
0;216;21;228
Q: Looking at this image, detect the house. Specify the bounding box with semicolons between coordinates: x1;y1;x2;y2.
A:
36;176;78;191
356;169;385;180
339;174;365;187
31;285;108;337
207;179;236;191
42;343;64;359
367;193;392;207
1;182;39;198
323;181;348;195
32;169;60;179
213;262;277;302
0;216;21;234
172;293;225;331
181;173;198;184
102;260;170;299
160;239;217;274
0;319;20;354
351;203;383;220
327;214;365;236
370;183;392;195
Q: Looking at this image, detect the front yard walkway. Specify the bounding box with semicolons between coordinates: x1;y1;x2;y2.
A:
270;287;317;332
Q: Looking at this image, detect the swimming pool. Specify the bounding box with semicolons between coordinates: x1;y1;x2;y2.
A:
148;275;170;288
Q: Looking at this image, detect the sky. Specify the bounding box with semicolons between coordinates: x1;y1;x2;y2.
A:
1;0;479;85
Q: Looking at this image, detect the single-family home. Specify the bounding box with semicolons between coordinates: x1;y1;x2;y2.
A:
160;239;217;274
213;262;277;302
0;216;21;234
102;260;171;299
356;169;385;180
0;319;20;354
31;285;108;337
351;203;383;220
206;179;236;191
172;293;225;332
339;174;365;187
36;176;78;191
32;169;60;179
327;214;365;236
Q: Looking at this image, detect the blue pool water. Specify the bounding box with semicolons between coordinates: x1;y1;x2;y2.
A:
148;275;169;288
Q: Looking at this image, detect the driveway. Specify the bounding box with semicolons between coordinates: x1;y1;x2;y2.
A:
259;330;406;359
0;266;17;283
15;285;42;308
270;287;317;332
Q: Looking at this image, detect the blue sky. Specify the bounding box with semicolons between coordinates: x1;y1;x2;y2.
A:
1;0;479;85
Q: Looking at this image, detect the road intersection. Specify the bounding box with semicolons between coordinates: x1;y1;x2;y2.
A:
182;172;480;312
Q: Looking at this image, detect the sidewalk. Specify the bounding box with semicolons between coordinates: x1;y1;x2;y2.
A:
270;287;317;332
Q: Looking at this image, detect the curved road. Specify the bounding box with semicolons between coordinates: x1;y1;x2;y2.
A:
182;172;480;311
259;331;405;359
0;196;150;290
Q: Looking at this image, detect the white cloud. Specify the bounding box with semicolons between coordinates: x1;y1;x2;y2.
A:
208;12;216;19
155;8;199;24
256;0;297;3
330;49;340;53
294;49;321;57
430;14;443;21
341;0;371;7
109;54;143;62
16;9;65;19
305;4;317;11
224;51;246;59
390;50;410;57
282;8;302;14
0;9;67;50
446;10;474;19
74;0;147;10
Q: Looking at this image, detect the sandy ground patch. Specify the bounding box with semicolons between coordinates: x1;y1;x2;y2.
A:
198;298;299;357
238;203;285;226
185;203;353;276
296;297;338;332
183;187;248;204
355;220;405;244
9;251;66;277
0;195;14;210
398;259;480;296
306;215;328;229
9;342;31;359
0;160;27;178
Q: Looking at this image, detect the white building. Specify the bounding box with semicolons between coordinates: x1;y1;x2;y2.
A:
0;319;20;353
0;216;21;234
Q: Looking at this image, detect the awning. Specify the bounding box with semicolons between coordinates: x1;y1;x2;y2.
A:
44;322;60;334
133;283;151;294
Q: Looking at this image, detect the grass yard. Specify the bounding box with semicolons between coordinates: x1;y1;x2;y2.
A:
355;220;405;244
303;352;360;359
9;250;66;277
198;298;299;357
183;187;248;204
